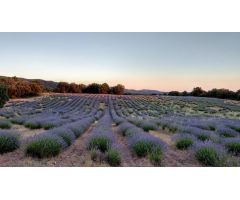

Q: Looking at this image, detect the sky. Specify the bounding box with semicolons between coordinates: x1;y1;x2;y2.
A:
0;32;239;92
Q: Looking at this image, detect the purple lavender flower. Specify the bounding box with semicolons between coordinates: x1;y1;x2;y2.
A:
217;127;239;138
193;141;226;166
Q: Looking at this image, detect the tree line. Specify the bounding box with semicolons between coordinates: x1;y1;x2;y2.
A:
56;82;125;95
0;77;44;99
0;76;125;101
168;87;240;101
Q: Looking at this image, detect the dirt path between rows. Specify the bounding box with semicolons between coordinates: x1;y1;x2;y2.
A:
150;130;202;167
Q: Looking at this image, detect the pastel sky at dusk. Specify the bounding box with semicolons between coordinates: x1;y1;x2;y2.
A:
0;32;239;92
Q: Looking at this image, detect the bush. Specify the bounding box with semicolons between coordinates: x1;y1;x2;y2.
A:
197;134;210;142
88;136;111;153
24;121;42;129
195;147;219;166
194;142;225;166
149;148;163;165
224;139;240;156
132;140;163;160
43;123;55;130
106;149;121;166
25;138;62;158
0;83;9;108
133;140;152;157
0;120;12;129
140;121;158;132
125;127;141;137
11;117;26;125
70;125;85;138
118;122;134;136
0;131;20;154
52;129;76;146
130;134;166;164
225;142;240;156
176;138;193;150
217;127;238;138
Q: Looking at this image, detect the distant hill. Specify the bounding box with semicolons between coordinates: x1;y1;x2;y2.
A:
0;76;58;90
125;89;164;95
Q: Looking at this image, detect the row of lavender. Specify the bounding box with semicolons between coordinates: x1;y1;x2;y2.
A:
109;99;167;165
110;96;240;166
87;110;122;166
0;95;108;157
0;95;104;130
125;115;240;166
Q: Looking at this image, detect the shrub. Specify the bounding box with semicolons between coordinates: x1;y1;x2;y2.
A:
149;148;163;165
52;128;76;146
197;133;210;142
130;135;165;164
70;126;85;138
133;140;153;157
11;117;26;125
140;121;158;132
176;138;193;150
106;149;121;166
88;136;111;153
24;121;42;129
195;147;219;166
225;143;240;156
228;124;240;133
194;141;225;166
0;83;9;108
224;138;240;156
118;122;134;136
217;127;238;138
173;133;196;150
43;123;55;130
25;137;63;158
0;131;20;154
0;120;12;129
125;127;141;137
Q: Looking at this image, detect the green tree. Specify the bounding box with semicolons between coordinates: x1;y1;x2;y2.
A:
100;83;110;94
0;83;9;108
191;87;206;97
111;84;125;95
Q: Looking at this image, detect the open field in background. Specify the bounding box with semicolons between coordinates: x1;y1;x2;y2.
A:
0;94;240;167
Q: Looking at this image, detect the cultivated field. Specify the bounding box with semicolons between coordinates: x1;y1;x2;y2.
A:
0;94;240;167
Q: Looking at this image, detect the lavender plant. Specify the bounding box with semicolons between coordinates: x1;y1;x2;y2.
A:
223;138;240;156
193;141;226;166
173;133;196;150
0;130;20;154
25;134;67;158
0;119;12;129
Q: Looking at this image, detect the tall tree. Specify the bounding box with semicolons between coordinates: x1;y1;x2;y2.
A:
0;83;9;108
111;84;125;95
57;82;70;93
191;87;206;97
100;83;110;94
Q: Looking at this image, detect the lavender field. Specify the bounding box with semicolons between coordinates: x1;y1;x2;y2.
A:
0;94;240;167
